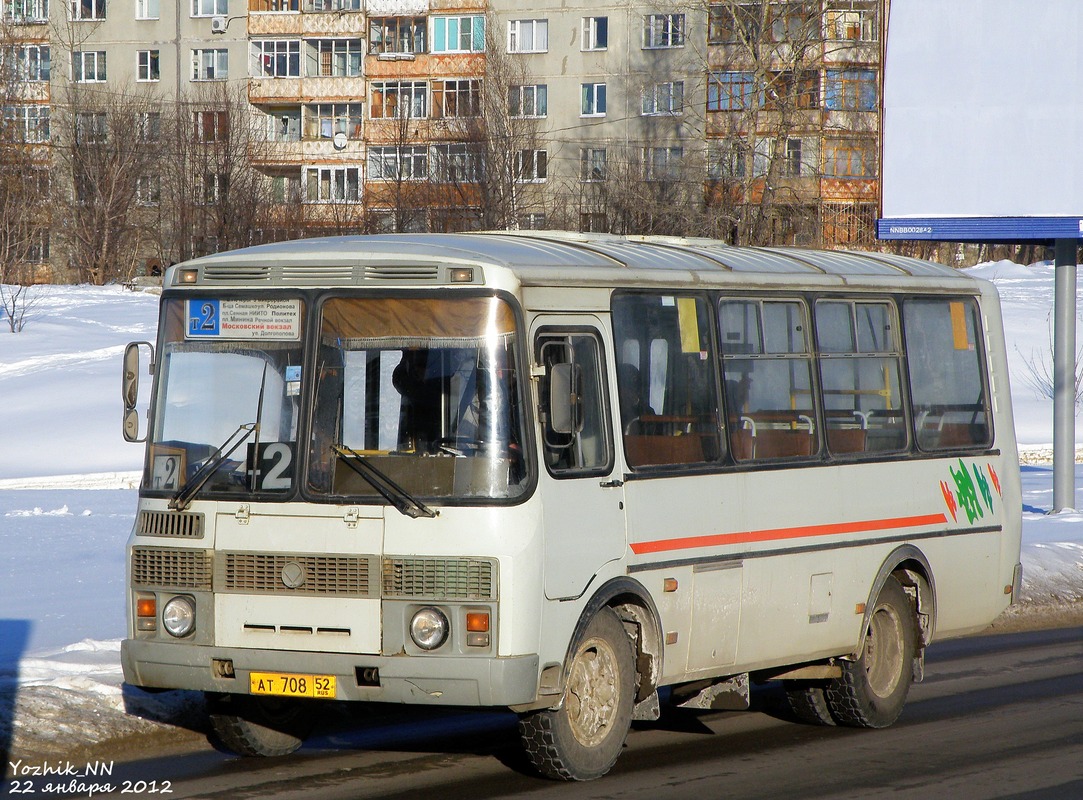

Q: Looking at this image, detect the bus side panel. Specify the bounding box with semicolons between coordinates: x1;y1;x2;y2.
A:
625;453;1017;683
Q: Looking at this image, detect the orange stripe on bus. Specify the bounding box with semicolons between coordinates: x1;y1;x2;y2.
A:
629;513;949;555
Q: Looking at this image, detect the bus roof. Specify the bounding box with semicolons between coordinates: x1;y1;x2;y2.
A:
169;232;976;289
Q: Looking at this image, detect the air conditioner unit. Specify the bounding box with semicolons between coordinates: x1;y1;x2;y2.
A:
210;15;227;33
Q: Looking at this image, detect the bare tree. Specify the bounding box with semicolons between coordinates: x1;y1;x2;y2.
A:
162;82;282;262
52;80;165;284
699;0;827;246
0;18;53;294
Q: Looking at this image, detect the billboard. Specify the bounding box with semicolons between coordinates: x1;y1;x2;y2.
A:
878;0;1083;241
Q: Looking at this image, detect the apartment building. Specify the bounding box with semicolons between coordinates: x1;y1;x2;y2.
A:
2;0;882;279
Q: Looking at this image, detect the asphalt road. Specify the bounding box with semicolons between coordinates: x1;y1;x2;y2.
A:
24;625;1083;799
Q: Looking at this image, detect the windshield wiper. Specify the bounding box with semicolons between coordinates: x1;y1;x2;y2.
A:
331;444;437;519
169;422;256;511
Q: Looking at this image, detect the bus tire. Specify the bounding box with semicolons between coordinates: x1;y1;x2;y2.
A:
518;608;635;781
783;683;836;726
206;693;314;757
824;575;916;728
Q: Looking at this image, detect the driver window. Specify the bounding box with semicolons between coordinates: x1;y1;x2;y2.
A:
536;329;611;476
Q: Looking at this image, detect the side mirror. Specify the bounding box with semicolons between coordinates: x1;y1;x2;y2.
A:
122;341;154;443
548;362;583;436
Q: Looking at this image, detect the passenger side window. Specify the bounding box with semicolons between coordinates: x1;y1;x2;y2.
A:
815;300;907;455
903;298;992;450
612;293;721;467
536;330;611;474
719;298;818;461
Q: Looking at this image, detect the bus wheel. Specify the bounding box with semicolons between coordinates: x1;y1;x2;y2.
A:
518;608;635;781
783;683;836;726
206;693;314;757
825;575;916;728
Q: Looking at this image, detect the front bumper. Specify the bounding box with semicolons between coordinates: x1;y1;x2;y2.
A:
122;639;540;707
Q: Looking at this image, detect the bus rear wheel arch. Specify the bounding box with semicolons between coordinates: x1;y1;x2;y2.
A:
823;574;919;728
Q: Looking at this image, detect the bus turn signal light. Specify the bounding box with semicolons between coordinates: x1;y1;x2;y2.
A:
466;612;490;647
136;594;157;632
466;612;489;632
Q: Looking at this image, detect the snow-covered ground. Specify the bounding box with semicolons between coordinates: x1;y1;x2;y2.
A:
2;265;1083;763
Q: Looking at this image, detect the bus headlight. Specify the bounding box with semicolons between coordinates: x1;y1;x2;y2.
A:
409;607;449;650
162;595;196;638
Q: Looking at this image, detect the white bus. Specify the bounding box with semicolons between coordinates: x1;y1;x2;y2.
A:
121;232;1022;780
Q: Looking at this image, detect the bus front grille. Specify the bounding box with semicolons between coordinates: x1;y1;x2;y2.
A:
131;546;212;590
382;557;495;600
138;510;204;539
219;552;372;597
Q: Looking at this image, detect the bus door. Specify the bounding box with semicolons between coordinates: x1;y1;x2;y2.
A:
532;320;627;600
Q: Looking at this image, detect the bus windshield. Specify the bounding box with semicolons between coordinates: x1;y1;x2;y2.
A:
147;298;305;501
308;295;528;503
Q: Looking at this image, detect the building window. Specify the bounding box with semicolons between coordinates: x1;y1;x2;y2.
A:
309;39;362;77
582;16;607;50
192;48;228;80
194;110;228;142
581;82;606;116
137;50;160;81
264;110;301;141
199;173;228;205
310;0;359;10
138;111;161;142
580;147;606;181
369;16;425;54
643;13;684;48
643;146;682;181
251;0;299;11
252;40;301;78
432;79;480;118
642;81;683;115
15;45;50;81
826;1;878;41
508;19;547;53
783;137;803;177
136;0;157;18
367;145;428;180
71;51;106;82
579;212;606;233
515;149;547;182
3;104;49;143
69;0;104;20
708;3;758;45
5;0;49;23
430;143;481;183
769;2;812;42
824;138;876;178
192;0;226;16
509;84;546;117
431;15;483;53
707;71;761;111
23;229;49;262
707;139;749;179
370;81;427;119
271;173;301;203
306;166;361;202
136;175;160;206
75;111;107;143
825;69;877;111
305;103;362;139
768;70;820;110
519;212;545;230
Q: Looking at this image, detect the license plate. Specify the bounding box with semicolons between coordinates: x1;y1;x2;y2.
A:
249;671;336;699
